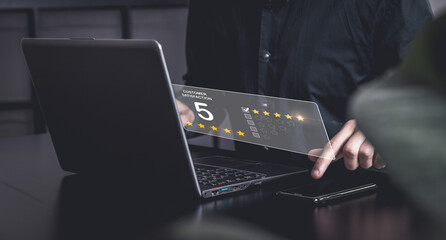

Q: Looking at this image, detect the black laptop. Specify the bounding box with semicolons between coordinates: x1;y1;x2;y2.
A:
22;38;306;198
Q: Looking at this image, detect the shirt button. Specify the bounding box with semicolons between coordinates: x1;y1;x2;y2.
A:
262;50;271;60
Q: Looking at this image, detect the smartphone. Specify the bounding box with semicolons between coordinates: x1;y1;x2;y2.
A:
276;178;377;204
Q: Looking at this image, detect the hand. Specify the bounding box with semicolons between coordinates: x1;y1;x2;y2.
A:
176;100;195;127
308;120;386;179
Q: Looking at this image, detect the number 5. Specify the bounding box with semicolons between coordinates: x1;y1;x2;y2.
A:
194;102;214;121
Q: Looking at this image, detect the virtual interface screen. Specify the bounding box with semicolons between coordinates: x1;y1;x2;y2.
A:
173;84;334;160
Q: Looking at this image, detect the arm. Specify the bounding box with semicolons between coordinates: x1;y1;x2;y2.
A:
309;0;432;179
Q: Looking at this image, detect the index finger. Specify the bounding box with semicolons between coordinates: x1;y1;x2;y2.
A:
310;144;336;179
311;120;357;179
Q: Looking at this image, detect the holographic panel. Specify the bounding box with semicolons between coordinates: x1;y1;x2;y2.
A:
173;84;334;160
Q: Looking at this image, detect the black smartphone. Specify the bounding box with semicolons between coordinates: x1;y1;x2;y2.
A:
276;178;377;204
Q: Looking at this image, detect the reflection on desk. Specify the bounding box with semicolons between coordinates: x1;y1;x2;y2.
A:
0;134;441;240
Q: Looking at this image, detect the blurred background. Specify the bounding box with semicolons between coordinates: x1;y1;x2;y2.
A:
0;0;445;142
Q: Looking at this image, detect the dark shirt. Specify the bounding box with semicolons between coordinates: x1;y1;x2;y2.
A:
184;0;432;163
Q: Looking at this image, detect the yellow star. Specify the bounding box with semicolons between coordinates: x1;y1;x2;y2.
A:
285;114;292;119
236;131;245;136
263;111;270;116
198;123;205;128
253;109;259;114
187;121;193;126
211;126;218;131
297;115;304;121
274;113;281;118
224;128;231;134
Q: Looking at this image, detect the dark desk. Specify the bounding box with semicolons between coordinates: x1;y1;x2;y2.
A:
0;134;437;240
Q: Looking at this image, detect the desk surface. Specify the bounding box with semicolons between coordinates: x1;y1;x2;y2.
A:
0;134;437;240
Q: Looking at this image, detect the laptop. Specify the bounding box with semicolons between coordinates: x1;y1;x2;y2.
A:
22;38;306;198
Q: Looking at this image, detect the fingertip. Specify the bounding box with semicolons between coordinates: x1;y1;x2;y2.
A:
376;164;386;169
311;168;321;179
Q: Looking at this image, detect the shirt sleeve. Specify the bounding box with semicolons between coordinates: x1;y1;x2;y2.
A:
370;0;433;79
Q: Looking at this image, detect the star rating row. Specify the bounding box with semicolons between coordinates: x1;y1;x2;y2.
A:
251;109;304;121
186;122;245;136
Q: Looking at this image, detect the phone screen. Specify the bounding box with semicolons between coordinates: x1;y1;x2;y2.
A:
280;178;376;198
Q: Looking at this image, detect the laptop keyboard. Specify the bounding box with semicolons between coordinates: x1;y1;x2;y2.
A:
194;164;266;189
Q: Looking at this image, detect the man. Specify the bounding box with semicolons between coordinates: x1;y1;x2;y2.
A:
178;0;432;179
